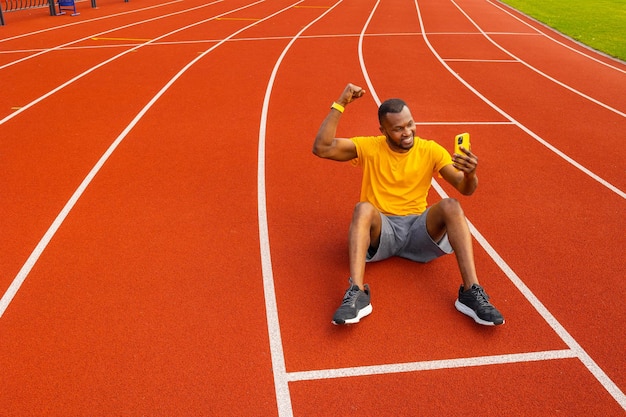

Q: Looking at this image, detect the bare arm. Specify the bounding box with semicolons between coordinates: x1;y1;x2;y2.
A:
312;83;365;161
439;146;479;195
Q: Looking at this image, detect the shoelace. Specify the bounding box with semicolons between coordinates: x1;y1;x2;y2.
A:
470;286;491;306
341;287;361;306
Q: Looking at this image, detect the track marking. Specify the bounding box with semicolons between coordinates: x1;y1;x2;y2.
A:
287;350;577;381
0;31;547;56
352;0;625;411
0;0;224;70
0;0;263;126
1;4;333;416
2;1;621;413
444;58;518;63
431;179;626;411
91;37;153;42
396;2;626;200
257;2;344;416
411;0;626;410
357;0;382;105
414;121;513;125
487;0;626;74
216;17;260;21
450;0;626;119
428;31;540;36
0;0;185;43
0;0;283;315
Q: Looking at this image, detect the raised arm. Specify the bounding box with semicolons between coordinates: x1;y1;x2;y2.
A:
312;83;365;161
439;146;479;196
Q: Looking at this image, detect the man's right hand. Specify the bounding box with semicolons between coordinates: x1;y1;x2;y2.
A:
337;83;366;107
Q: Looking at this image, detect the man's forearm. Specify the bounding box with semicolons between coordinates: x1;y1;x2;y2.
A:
457;173;478;195
312;107;342;158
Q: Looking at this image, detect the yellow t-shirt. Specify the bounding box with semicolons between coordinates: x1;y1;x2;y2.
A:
350;135;452;215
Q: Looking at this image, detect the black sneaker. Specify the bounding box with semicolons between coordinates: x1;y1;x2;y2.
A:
455;284;504;326
332;280;372;325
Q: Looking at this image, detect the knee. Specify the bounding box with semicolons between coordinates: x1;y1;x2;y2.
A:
352;202;378;222
439;198;464;218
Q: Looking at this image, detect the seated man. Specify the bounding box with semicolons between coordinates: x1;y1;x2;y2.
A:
312;83;504;326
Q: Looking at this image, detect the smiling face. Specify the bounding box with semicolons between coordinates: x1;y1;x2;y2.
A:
379;105;416;153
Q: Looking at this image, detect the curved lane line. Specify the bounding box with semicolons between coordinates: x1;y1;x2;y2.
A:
450;0;625;118
0;0;262;127
357;0;381;106
353;0;625;410
256;2;343;416
0;0;184;43
0;1;223;70
431;178;626;411
401;1;625;199
412;0;626;409
356;0;579;381
0;0;293;320
487;0;626;74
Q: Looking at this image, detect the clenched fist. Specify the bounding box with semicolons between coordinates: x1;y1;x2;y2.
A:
337;83;366;107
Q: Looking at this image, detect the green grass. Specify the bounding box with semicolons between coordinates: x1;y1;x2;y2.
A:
499;0;626;61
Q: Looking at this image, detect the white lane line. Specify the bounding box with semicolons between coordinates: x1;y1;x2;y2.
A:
405;1;626;200
450;0;626;118
430;180;626;411
287;350;577;382
0;0;223;70
414;0;626;410
0;0;184;43
414;121;514;125
487;0;626;74
351;0;625;410
0;0;282;317
358;0;382;105
359;0;577;388
0;0;262;127
257;2;345;416
444;58;518;63
0;31;545;55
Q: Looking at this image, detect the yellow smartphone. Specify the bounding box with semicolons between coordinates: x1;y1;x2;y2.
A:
455;132;471;155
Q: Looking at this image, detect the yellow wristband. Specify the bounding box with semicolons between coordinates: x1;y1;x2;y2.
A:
331;102;345;113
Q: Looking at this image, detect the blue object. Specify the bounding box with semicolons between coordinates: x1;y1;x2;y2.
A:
58;0;79;16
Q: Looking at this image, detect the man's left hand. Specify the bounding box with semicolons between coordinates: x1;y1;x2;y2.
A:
453;147;478;175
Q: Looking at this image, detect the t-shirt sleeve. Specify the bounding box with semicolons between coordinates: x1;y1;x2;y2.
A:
349;136;372;167
432;140;453;172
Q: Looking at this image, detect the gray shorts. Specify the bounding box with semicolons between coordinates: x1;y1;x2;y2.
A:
366;207;454;263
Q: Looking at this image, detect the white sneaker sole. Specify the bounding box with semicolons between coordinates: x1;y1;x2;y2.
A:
332;304;372;325
455;299;504;326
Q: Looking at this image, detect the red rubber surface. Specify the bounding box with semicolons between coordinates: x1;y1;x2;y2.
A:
1;0;624;415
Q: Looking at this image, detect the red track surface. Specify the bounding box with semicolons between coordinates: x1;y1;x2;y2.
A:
1;0;624;415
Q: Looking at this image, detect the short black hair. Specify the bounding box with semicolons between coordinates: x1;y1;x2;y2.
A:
378;98;407;124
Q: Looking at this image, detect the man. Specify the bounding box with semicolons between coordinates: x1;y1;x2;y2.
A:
312;83;504;326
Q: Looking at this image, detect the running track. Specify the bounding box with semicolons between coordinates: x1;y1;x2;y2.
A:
1;0;625;415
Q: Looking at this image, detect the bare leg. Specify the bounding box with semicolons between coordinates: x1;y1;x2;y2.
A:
425;198;478;291
348;202;382;290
